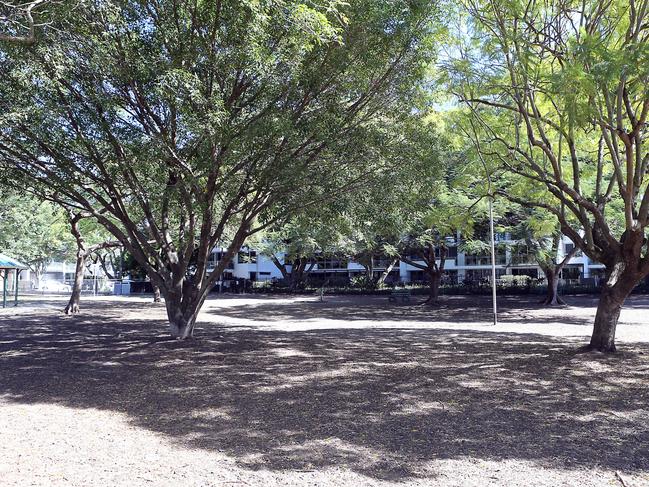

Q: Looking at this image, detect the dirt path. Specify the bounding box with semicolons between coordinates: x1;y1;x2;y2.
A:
0;294;648;486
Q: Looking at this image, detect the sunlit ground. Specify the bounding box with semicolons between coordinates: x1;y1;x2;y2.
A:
0;294;647;486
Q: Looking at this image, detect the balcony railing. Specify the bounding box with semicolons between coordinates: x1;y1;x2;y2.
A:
207;259;235;270
465;255;506;266
509;254;536;265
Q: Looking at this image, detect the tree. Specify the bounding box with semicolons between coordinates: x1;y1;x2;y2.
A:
449;0;649;351
261;107;444;293
533;237;579;306
0;187;120;312
0;190;71;287
92;247;121;280
1;1;440;338
258;217;340;291
343;225;400;288
397;187;479;304
506;209;579;305
329;109;448;290
63;212;119;314
386;110;489;304
1;0;46;45
0;0;68;45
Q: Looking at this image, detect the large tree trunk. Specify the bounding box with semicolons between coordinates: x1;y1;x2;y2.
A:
287;258;315;292
364;256;374;281
269;254;289;279
64;214;86;314
150;228;246;340
64;251;85;314
588;262;641;352
425;272;441;305
377;258;398;285
33;265;45;290
289;258;306;292
423;244;446;305
537;238;578;307
167;311;198;339
164;292;200;339
97;252;116;280
590;286;622;352
353;254;377;287
541;269;564;305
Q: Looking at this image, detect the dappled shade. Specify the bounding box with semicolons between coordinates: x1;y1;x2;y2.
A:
0;297;648;482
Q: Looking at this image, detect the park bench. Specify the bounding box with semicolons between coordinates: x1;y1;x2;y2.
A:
388;289;411;303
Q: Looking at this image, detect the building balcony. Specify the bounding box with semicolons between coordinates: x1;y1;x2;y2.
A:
464;255;506;266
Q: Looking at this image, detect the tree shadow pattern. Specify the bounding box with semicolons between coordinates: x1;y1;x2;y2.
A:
0;299;648;481
210;294;603;327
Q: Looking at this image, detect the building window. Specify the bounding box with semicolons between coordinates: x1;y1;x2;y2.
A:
316;257;348;269
407;270;457;284
407;246;456;261
434;246;457;259
564;243;582;256
208;251;235;269
373;257;399;268
465;252;506;266
510;245;534;265
560;265;583;280
238;249;257;264
310;272;350;285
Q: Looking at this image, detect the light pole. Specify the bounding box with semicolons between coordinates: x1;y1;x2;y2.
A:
473;140;498;325
487;189;498;326
464;113;498;326
92;262;99;296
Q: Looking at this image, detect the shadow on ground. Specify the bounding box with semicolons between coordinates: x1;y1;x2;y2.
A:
0;300;648;481
209;294;602;326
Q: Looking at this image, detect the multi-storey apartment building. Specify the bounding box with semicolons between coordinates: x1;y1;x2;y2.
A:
210;235;605;287
24;234;605;292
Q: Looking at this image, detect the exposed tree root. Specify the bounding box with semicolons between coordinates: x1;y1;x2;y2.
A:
64;303;80;315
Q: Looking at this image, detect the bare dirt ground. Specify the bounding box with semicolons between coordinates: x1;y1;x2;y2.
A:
0;293;648;486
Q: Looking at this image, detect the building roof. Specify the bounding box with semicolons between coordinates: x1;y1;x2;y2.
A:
0;253;28;270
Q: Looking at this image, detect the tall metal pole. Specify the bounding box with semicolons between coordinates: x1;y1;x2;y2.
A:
488;195;498;326
467;117;498;326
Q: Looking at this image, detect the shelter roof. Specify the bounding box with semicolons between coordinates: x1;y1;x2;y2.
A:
0;253;28;270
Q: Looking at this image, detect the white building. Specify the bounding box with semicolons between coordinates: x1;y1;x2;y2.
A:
291;234;605;286
28;234;606;293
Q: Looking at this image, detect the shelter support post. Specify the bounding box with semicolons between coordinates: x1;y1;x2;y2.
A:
2;270;7;309
14;269;21;307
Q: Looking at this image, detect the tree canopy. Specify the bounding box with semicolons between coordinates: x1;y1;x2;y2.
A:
3;0;647;353
0;0;441;337
444;0;649;351
0;190;72;283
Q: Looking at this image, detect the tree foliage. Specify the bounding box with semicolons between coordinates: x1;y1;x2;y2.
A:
0;0;67;45
257;213;343;290
0;191;71;282
445;0;649;351
0;0;441;337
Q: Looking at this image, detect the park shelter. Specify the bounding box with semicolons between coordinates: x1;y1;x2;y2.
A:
0;253;27;308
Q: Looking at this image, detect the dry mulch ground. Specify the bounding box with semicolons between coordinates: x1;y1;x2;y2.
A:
0;293;648;486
